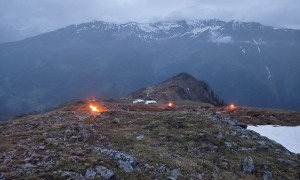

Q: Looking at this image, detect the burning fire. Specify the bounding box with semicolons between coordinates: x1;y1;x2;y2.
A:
88;102;108;113
90;104;100;112
168;102;173;107
229;104;237;110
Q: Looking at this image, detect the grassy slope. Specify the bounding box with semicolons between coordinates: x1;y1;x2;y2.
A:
0;101;299;179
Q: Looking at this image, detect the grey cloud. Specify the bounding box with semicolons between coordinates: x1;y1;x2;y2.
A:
0;0;300;32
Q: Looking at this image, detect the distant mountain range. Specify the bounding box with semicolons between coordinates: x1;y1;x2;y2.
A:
0;19;299;120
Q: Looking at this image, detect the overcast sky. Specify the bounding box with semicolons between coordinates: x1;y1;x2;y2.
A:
1;0;300;31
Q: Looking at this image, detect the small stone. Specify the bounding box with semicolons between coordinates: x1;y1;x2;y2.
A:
22;163;35;173
118;160;133;173
257;141;268;147
217;132;224;139
95;166;114;179
276;157;294;165
236;122;247;129
190;173;203;180
97;148;141;172
167;176;176;180
225;141;233;148
157;164;168;173
61;171;72;177
113;118;120;124
239;147;257;151
0;173;5;180
243;156;255;173
171;169;181;179
61;171;83;179
85;168;96;179
144;163;151;169
262;165;272;180
136;135;144;141
39;145;45;150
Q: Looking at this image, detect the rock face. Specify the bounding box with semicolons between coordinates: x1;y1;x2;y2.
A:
126;72;224;106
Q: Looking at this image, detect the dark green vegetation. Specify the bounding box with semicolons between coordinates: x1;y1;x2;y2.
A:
0;20;300;120
0;101;299;179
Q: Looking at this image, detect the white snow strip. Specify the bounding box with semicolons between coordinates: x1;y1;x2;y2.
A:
247;125;300;154
145;100;157;104
209;31;233;44
157;22;181;31
138;23;158;33
187;87;190;91
265;66;272;79
257;46;261;53
133;99;144;103
253;38;258;45
240;46;246;54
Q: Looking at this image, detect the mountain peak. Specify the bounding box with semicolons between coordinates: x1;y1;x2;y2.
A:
166;72;197;81
126;72;225;106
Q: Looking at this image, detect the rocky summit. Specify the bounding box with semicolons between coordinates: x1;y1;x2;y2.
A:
126;72;224;106
0;99;299;179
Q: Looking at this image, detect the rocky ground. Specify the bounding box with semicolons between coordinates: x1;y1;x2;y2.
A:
221;106;300;126
0;100;299;179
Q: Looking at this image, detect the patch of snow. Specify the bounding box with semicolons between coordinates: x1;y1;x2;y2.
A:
132;99;144;103
186;20;221;37
76;26;88;33
252;38;266;45
247;125;300;154
257;46;261;53
187;87;190;91
253;38;259;45
145;100;157;104
190;27;210;36
209;31;234;44
240;46;246;54
138;23;158;33
158;22;181;31
265;66;272;79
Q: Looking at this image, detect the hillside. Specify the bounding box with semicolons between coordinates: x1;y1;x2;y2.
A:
0;99;299;179
126;72;224;106
1;19;300;120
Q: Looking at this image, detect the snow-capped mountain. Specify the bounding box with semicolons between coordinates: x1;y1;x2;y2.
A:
0;19;299;120
65;19;293;42
71;20;226;40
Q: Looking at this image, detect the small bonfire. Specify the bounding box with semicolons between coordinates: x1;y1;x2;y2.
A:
88;99;108;113
227;103;237;110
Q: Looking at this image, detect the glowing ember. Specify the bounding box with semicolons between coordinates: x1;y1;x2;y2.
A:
168;102;173;107
90;104;100;112
229;104;236;110
88;102;108;113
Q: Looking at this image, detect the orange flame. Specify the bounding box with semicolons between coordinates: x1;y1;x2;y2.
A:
168;102;173;107
229;104;236;110
89;103;107;113
90;104;100;112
